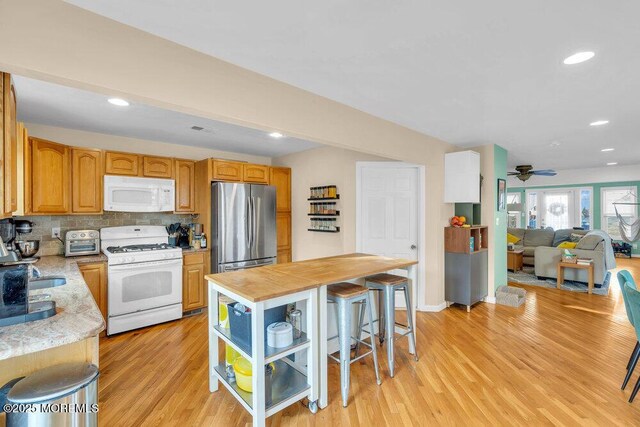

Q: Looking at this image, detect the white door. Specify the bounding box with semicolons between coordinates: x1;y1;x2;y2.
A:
357;163;421;308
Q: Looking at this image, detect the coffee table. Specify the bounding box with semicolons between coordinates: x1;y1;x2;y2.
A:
507;249;524;272
557;261;594;294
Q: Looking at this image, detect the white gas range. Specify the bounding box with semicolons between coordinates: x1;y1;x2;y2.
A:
101;226;183;335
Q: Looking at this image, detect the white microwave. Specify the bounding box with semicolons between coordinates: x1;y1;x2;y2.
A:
104;175;175;212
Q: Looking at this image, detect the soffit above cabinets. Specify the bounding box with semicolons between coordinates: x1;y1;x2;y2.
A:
14;76;319;158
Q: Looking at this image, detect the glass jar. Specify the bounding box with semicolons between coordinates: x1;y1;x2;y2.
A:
329;185;337;198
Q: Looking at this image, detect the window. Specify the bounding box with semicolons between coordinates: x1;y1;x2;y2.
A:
601;186;638;240
527;192;537;229
507;193;522;228
525;187;592;230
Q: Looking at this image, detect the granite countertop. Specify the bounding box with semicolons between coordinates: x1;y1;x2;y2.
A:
0;254;107;361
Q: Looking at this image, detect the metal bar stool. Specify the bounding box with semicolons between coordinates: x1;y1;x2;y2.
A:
360;273;418;378
327;282;381;407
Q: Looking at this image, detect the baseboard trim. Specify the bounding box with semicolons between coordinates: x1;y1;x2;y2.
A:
632;254;640;258
419;302;447;312
484;296;496;304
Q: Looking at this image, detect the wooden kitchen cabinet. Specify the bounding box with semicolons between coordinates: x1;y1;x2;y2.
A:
79;262;108;336
30;137;71;213
271;167;292;263
182;251;208;311
105;151;140;176
243;163;269;184
16;122;31;216
72;148;102;213
0;74;4;218
212;159;242;181
3;73;17;216
276;212;292;264
175;159;195;213
143;156;173;178
270;167;291;212
277;249;292;264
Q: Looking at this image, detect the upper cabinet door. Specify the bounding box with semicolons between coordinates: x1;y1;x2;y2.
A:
444;151;480;203
270;167;291;212
212;160;242;181
243;164;269;184
3;75;17;215
143;156;173;178
105;151;140;176
175;159;195;213
31;138;70;213
72;148;102;213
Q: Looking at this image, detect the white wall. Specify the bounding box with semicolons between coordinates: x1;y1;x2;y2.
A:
25;123;271;164
273;146;389;260
507;164;640;187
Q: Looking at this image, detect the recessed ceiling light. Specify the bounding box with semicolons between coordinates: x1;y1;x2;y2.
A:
590;120;609;126
601;148;615;152
269;132;284;139
108;98;129;107
563;51;595;65
607;162;618;166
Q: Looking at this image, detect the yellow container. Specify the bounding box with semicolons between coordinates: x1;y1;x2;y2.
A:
219;296;234;329
225;345;240;366
233;357;253;392
232;358;276;393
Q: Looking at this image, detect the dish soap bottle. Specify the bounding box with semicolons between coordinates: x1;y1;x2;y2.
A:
201;233;207;249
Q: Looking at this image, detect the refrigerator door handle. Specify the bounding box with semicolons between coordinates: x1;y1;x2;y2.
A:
249;195;254;251
252;196;258;256
245;197;251;249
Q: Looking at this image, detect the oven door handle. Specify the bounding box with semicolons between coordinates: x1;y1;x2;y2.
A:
108;258;182;271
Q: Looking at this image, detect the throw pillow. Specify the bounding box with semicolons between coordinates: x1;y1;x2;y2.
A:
569;233;584;242
576;235;604;250
557;241;578;249
507;233;521;244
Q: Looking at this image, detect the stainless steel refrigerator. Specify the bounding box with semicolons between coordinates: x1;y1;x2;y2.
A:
211;182;277;272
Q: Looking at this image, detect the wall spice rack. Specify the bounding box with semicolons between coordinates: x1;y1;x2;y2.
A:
308;228;341;233
307;195;340;201
309;186;340;232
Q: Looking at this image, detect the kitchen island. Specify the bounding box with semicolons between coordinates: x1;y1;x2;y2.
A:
206;253;418;426
0;255;106;385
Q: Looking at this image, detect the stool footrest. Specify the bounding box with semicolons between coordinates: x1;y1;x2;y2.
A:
328;349;374;365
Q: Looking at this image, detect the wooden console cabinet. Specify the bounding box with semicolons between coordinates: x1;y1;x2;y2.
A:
444;226;488;311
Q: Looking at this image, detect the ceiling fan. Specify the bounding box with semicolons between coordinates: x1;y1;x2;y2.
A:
508;165;557;182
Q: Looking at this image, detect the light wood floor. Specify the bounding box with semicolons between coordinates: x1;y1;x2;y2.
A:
98;258;640;426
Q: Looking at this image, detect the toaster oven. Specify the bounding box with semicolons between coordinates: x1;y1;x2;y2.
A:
65;230;100;257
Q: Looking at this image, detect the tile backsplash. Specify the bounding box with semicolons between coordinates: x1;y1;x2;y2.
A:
17;212;199;256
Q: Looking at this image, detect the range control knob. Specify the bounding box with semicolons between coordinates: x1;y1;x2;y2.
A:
80;233;86;238
71;233;77;238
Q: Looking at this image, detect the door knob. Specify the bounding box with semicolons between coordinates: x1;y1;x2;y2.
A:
410;244;417;250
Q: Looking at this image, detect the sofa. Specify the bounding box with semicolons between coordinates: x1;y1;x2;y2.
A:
507;227;614;286
507;228;587;266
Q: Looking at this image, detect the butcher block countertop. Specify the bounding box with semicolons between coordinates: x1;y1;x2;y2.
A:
205;253;417;302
